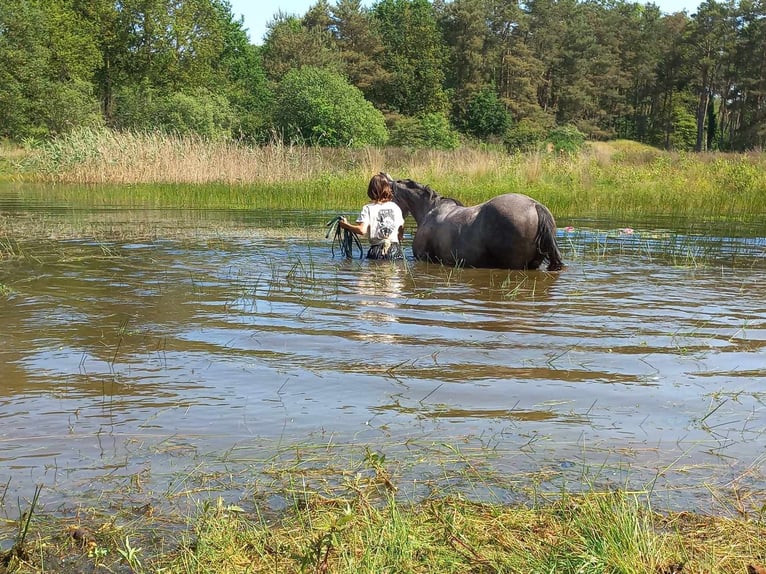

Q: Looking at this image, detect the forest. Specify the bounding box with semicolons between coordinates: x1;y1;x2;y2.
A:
1;0;765;152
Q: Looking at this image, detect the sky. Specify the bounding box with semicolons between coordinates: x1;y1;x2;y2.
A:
229;0;698;45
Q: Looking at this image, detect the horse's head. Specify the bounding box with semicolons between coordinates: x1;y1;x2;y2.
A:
390;179;412;219
392;178;460;223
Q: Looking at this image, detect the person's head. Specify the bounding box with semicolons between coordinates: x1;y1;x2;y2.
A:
367;172;393;202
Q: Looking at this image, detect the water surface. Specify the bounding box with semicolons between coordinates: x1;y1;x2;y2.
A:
1;186;765;521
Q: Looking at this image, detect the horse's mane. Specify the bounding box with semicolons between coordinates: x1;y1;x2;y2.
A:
396;179;465;207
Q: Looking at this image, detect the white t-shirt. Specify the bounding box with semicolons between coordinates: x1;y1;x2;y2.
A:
357;201;404;245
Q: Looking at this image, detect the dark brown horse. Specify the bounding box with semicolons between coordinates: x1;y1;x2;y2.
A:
391;178;564;271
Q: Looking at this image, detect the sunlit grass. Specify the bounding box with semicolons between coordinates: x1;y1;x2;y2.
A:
3;447;764;574
12;130;766;221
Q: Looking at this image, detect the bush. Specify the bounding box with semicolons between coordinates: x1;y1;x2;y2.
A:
456;88;511;140
272;67;388;148
547;124;586;153
153;90;234;140
43;79;104;136
388;112;460;150
114;86;234;140
669;104;697;151
504;119;548;152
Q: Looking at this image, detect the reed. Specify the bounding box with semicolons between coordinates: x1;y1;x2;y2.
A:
13;129;766;220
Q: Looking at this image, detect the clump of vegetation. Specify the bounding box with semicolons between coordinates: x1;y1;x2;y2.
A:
114;86;236;140
387;112;460;150
2;456;764;574
15;134;766;223
273;67;388;148
3;0;765;151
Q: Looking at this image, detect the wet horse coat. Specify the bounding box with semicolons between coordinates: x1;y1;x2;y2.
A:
392;179;564;271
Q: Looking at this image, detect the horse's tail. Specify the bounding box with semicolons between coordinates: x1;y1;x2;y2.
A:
534;203;564;271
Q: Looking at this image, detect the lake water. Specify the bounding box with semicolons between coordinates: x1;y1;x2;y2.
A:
1;184;765;522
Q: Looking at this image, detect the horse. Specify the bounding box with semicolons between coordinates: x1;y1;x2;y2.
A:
391;178;564;271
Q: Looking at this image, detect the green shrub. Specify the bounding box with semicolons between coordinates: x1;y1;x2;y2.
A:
456;88;511;140
273;67;388;148
152;90;234;140
504;118;548;152
547;124;586;153
669;104;697;151
388;112;460;150
114;86;234;139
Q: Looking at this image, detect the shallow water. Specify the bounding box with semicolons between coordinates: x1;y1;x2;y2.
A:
1;186;765;520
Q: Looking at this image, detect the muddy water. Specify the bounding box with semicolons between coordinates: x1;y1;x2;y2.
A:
1;192;765;517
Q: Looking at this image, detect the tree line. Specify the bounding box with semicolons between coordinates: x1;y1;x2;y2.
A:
1;0;764;151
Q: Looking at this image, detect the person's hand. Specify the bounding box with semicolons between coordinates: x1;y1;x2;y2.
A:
338;216;347;227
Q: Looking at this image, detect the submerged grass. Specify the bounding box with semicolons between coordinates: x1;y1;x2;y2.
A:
9;131;766;221
2;453;764;574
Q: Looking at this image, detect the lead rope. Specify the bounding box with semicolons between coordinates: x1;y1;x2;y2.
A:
325;216;364;259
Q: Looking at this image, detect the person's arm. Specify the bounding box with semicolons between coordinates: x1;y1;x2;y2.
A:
339;217;368;236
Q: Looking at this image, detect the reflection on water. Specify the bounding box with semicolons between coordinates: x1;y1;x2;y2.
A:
1;188;766;519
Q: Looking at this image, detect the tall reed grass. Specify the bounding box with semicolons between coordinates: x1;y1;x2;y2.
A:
16;128;766;220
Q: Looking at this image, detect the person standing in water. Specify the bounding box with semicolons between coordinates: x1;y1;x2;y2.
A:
339;173;405;260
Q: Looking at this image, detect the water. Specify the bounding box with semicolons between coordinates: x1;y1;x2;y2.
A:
1;187;765;521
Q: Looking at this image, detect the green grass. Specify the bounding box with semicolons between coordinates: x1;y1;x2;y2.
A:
2;454;764;574
7;131;766;221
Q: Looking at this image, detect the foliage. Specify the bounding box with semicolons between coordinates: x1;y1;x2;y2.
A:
455;88;512;140
669;103;698;151
217;12;273;141
547;124;586;153
0;0;101;139
388;112;460;150
372;0;449;115
114;87;234;139
261;14;342;81
272;67;388;147
504;118;551;152
1;0;766;150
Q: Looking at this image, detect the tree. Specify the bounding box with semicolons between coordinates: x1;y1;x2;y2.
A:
273;66;387;147
456;87;511;139
261;12;342;81
686;0;736;151
0;0;102;138
610;2;664;142
439;0;494;94
214;3;273;140
330;0;391;100
372;0;448;115
651;12;694;149
731;0;766;149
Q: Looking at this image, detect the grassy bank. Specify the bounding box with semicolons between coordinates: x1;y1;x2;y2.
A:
2;461;764;574
8;130;766;221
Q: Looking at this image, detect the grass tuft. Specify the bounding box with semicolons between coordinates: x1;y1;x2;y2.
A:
2;456;764;574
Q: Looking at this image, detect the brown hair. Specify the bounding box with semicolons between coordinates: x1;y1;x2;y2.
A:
367;173;393;202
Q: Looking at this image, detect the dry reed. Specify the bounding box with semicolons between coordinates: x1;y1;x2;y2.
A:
14;129;766;220
23;128;519;185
